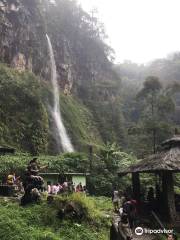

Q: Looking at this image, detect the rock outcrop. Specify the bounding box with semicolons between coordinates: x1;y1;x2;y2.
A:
0;0;125;149
0;0;48;75
0;0;120;94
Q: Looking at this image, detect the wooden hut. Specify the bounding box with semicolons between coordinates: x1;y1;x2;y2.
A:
118;136;180;222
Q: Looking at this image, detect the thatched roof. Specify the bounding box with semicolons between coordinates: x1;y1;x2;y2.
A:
119;137;180;175
162;136;180;149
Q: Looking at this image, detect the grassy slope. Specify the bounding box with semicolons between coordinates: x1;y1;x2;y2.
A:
0;64;103;153
0;195;112;240
60;93;103;151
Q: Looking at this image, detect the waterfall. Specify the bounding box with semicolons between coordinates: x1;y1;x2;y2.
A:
46;34;74;153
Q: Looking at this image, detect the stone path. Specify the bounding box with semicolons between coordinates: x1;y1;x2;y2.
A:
112;212;157;240
132;232;157;240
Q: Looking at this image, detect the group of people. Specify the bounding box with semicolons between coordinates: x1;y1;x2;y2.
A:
5;158;88;200
47;181;87;195
112;188;178;240
112;189;137;240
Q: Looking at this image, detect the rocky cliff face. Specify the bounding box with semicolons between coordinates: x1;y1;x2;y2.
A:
0;0;49;75
0;0;77;93
0;0;120;95
0;0;125;150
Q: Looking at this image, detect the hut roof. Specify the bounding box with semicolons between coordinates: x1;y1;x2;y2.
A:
161;136;180;149
119;136;180;175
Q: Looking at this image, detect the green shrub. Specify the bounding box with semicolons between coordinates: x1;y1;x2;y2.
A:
0;196;110;240
60;93;103;151
0;64;49;154
53;193;111;228
0;152;89;180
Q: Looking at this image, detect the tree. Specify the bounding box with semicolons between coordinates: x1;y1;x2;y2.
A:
88;142;137;196
132;76;175;156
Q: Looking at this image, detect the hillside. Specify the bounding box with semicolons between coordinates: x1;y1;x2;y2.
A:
0;64;103;153
115;56;180;156
0;0;124;153
0;64;49;154
0;0;179;167
0;194;112;240
1;0;180;158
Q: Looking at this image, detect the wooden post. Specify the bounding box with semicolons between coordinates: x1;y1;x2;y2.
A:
162;171;176;222
89;145;93;172
132;172;141;201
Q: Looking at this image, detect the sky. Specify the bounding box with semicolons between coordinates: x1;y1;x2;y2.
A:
78;0;180;64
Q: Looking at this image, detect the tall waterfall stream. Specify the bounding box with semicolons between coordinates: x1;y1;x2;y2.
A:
46;34;74;152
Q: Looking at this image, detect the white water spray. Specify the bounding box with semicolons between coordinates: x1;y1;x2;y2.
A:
46;34;74;152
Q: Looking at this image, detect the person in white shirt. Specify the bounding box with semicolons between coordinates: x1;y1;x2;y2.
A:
112;188;120;212
47;182;52;194
51;184;60;195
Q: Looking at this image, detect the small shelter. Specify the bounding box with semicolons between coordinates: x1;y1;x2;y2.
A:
118;136;180;222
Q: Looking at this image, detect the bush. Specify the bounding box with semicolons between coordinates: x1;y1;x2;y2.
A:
0;195;111;240
52;193;111;228
0;152;89;180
